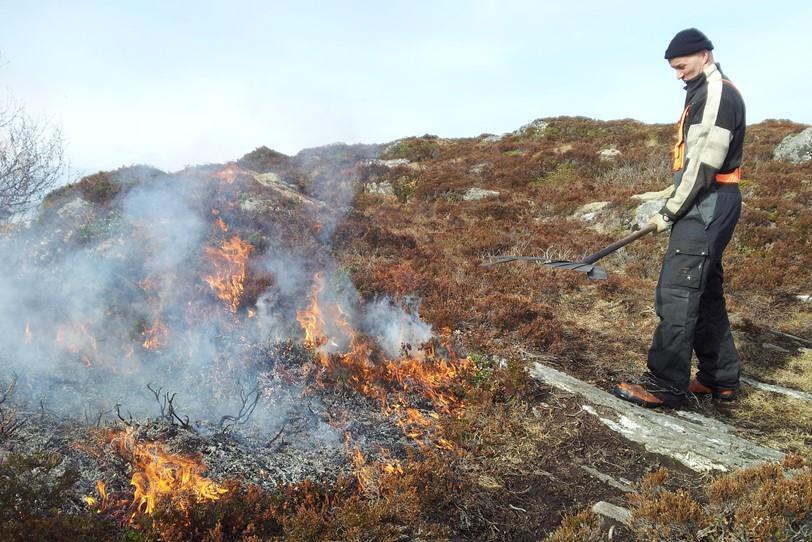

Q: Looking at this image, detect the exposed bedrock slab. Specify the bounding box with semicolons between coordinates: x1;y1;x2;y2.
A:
529;362;784;472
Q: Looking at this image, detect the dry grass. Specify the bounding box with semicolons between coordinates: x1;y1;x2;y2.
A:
723;391;812;455
746;348;812;394
543;509;603;542
628;457;812;541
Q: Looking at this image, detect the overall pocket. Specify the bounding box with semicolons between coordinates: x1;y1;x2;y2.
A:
661;244;708;289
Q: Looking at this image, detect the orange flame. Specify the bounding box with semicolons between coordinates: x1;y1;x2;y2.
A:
203;235;252;312
142;313;169;350
113;430;227;518
84;480;110;510
214;217;228;232
295;273;357;364
296;274;471;451
55;322;98;366
296;272;330;352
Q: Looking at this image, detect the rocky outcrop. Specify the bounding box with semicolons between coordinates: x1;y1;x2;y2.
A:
773;127;812;163
513;119;548;138
529;362;784;472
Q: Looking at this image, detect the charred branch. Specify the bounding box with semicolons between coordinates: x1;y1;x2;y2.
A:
266;421;286;446
114;403;133;426
146;383;192;430
218;383;260;433
83;405;116;428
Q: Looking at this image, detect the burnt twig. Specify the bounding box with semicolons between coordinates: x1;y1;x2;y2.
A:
115;403;133;426
165;393;191;429
84;405;115;428
147;383;192;430
267;422;286;446
219;383;261;432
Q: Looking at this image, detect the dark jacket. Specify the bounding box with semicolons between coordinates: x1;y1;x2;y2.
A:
662;63;746;221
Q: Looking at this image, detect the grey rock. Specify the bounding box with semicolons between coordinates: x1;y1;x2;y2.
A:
573;201;611;222
592;501;632;526
598;147;622;161
741;376;812;403
514;119;549;137
480;134;505;144
254;171;282;186
56;197;91;220
634;199;666;229
366;181;395;197
481;134;507;143
762;342;790;353
773;127;812;163
463;187;500;201
363;158;411;169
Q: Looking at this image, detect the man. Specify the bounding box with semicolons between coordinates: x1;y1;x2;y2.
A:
613;28;746;408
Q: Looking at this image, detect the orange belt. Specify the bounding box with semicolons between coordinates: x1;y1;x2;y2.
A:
715;167;741;183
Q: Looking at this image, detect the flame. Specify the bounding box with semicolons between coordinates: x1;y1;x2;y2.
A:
83;480;109;509
296;273;470;451
296;273;330;351
142;313;169;350
295;273;357;362
24;322;32;343
112;430;227;518
55;322;98;366
203;235;252;312
214;217;228;232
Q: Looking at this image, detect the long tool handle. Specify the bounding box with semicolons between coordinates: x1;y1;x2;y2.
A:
581;224;657;264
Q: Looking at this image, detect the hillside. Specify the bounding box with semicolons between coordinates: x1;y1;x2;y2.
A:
1;116;811;541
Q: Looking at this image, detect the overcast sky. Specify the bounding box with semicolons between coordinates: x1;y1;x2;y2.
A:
3;0;810;176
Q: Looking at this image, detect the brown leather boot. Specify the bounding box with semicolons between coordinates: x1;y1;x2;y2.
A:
612;382;665;408
688;378;713;395
688;378;737;401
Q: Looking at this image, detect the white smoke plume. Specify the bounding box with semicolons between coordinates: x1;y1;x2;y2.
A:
0;155;434;440
363;297;433;359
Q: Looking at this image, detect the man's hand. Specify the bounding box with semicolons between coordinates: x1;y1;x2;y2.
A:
648;212;672;234
632;186;675;202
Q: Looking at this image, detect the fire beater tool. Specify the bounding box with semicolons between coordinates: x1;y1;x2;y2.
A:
481;224;658;280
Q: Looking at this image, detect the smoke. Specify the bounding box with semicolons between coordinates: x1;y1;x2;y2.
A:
0;156;433;442
363;297;433;359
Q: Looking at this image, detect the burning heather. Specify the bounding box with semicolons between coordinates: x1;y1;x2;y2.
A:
0;152;470;534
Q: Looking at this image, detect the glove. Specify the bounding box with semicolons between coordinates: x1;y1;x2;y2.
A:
648;212;672;234
631;185;675;201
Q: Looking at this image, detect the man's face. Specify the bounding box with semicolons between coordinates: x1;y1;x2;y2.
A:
668;51;708;83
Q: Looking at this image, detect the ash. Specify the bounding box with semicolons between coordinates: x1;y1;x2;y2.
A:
0;340;416;503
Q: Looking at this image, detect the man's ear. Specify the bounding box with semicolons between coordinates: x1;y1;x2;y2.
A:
701;50;711;64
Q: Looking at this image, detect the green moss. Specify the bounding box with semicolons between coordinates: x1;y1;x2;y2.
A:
381;136;441;162
536;162;579;187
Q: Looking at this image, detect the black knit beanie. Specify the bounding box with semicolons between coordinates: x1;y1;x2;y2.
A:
664;28;714;59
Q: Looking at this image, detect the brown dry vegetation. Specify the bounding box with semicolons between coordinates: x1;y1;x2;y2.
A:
3;116;811;540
